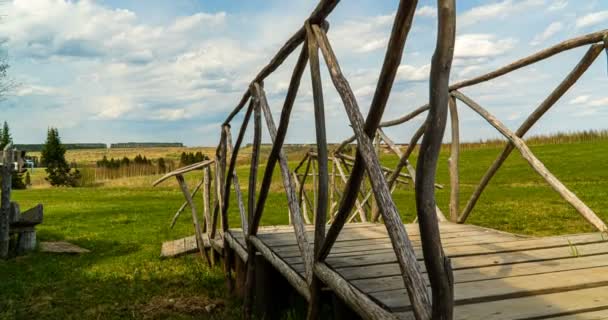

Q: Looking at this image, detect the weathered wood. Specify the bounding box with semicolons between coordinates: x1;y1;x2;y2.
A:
222;0;339;125
450;30;608;90
452;90;607;232
314;262;399;320
152;159;215;186
458;44;604;224
0;144;12;259
312;23;432;319
203;167;212;235
306;21;330;319
252;82;313;280
250;235;310;301
176;174;211;265
249;41;309;236
333;158;367;222
224;102;254;234
170;179;204;229
225;230;248;262
243;99;261;319
292;172;312;224
379;104;430;128
448;96;460;222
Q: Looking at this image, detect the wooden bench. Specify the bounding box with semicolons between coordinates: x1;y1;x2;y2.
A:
9;203;43;255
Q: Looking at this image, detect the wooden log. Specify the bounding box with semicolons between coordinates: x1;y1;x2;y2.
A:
248;98;262;233
312;24;432;319
0;144;13;259
222;0;339;125
176;174;211;265
314;262;399;320
292;171;312;225
249;42;309;237
252;82;313;279
450;30;608;90
203;167;212;235
306;21;330;319
415;1;456;318
243;98;261;318
249;235;310;301
452;90;608;232
152;159;214;186
448;96;460;222
333;157;367;222
458;43;604;223
218;126;229;234
225;230;248;262
170;179;204;229
379;104;430;128
224;101;254;234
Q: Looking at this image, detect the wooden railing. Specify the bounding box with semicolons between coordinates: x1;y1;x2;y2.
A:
155;1;607;318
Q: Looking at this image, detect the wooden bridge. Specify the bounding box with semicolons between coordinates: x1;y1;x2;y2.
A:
153;1;608;319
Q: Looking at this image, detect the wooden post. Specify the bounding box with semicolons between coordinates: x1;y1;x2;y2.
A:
458;43;604;223
448;96;460;222
312;23;432;319
176;174;211;265
170;179;204;229
415;1;456;318
305;21;330;319
453;90;608;232
203;167;212;235
0;144;13;259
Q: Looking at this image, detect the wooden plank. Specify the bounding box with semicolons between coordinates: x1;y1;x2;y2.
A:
160;235;211;258
545;308;608;319
335;241;608;280
446;286;608;320
352;254;608;293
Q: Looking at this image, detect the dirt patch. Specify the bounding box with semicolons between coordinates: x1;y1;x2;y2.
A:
139;295;224;319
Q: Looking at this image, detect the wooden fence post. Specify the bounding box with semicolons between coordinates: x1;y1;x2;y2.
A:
0;144;13;259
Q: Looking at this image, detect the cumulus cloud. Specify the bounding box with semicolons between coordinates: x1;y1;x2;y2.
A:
575;11;608;28
569;95;590;105
454;34;517;59
548;0;568;11
416;6;436;18
530;22;564;45
459;0;545;26
329;14;393;53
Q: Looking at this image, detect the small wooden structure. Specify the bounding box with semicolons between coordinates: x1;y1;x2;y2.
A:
0;144;44;258
155;1;608;319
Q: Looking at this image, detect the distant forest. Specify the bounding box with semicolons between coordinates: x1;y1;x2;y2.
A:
15;142;184;151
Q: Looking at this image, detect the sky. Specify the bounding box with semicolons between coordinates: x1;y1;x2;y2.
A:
0;0;607;146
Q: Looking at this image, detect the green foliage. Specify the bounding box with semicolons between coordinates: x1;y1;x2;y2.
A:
0;121;11;149
14;143;107;152
179;151;207;166
42;127;80;187
158;157;166;172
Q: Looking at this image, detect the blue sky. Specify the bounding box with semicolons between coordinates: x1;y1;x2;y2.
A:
1;0;607;146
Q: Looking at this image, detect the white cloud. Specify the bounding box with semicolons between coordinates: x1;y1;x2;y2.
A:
576;11;608;28
95;96;136;120
454;34;517;58
589;97;608;107
569;95;590;105
396;64;431;81
330;14;393;53
459;0;545;26
548;0;568;11
416;6;436;18
530;22;564;45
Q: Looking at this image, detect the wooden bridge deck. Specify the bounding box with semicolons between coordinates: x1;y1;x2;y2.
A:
225;222;608;319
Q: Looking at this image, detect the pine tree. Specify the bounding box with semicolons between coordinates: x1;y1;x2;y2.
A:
42;127;79;186
0;121;11;149
24;171;31;186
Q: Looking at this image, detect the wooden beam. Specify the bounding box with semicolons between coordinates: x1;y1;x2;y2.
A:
170;179;204;229
452;90;607;232
222;0;339;125
312;23;432;319
176;174;211;265
0;144;12;258
458;43;605;223
314;262;399;320
415;1;456;318
450;30;608;90
252;82;313;280
448;96;460;222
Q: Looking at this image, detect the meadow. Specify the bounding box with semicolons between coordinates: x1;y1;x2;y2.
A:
1;135;607;319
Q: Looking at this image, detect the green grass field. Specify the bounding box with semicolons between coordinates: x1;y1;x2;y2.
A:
1;138;607;319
